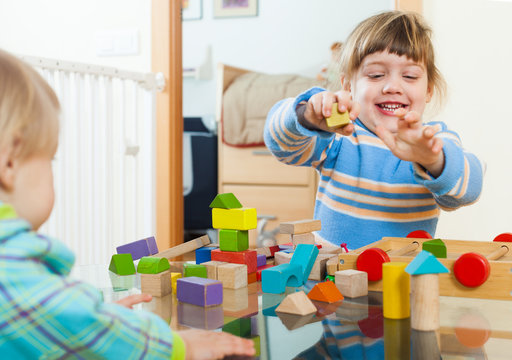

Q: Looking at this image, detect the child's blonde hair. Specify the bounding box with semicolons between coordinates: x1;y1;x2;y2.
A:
338;11;446;106
0;49;59;160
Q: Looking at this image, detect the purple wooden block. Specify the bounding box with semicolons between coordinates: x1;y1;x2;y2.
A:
116;239;150;260
145;236;159;255
177;277;223;307
257;254;266;267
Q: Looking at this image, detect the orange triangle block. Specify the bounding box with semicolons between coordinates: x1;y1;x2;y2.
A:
307;281;344;303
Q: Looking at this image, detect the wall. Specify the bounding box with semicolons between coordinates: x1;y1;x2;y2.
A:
183;0;392;117
423;0;512;241
0;0;151;72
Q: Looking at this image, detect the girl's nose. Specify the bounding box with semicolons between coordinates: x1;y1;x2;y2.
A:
382;76;403;94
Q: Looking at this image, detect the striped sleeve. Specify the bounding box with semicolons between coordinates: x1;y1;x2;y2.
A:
264;87;337;170
412;121;484;210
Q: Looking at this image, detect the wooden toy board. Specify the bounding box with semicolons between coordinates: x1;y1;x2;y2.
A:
333;237;512;300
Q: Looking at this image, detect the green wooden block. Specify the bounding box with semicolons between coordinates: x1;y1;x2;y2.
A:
209;193;243;209
219;229;249;252
222;318;251;338
183;263;207;278
251;335;260;356
422;239;447;258
109;253;136;275
326;103;350;128
325;275;335;282
137;256;170;274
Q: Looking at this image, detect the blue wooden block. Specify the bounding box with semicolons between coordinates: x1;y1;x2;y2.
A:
290;244;319;284
405;250;449;275
261;263;303;294
196;247;214;264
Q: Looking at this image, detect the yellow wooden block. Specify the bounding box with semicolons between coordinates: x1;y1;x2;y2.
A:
171;272;182;294
383;262;410;319
326;103;350;128
212;207;257;230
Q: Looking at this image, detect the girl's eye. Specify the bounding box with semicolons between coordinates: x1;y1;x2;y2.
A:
404;75;418;80
368;74;383;79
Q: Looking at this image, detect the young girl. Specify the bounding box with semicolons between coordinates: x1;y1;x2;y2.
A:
264;11;484;250
0;49;254;359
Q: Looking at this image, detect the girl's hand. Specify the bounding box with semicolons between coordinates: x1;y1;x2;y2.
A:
178;329;255;360
375;108;445;177
301;90;360;136
115;293;153;309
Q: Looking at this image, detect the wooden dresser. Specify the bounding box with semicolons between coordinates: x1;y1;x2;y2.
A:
216;64;317;246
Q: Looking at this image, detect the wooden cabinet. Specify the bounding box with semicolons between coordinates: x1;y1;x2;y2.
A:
216;64;317;246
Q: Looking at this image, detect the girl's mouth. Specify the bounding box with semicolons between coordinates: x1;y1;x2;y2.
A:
377;103;407;115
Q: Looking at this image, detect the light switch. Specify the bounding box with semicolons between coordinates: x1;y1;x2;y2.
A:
96;29;139;56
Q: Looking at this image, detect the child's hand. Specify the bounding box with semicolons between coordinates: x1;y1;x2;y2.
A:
375;108;445;177
301;90;360;136
115;293;153;309
178;329;255;360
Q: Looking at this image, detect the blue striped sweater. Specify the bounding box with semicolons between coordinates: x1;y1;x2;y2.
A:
264;87;484;249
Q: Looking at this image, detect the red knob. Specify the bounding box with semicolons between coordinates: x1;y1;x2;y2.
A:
453;252;490;288
493;233;512;242
406;230;432;239
356;248;390;281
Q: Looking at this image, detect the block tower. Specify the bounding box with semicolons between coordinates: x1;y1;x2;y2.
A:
209;193;258;283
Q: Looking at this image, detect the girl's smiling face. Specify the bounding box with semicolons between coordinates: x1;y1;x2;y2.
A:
349;51;432;134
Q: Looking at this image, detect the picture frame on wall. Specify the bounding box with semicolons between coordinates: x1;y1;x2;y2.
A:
213;0;258;19
182;0;202;21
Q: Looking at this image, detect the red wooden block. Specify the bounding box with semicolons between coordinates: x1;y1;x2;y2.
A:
256;264;274;281
248;272;257;284
407;230;432;239
453;252;490;288
211;249;257;273
356;248;390;281
307;281;344;303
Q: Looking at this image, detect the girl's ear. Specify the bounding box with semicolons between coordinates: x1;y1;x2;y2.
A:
426;85;433;103
0;138;21;192
340;75;351;91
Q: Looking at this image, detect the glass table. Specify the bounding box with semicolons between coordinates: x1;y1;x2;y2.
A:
72;265;512;359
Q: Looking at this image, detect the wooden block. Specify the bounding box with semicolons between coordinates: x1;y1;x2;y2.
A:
202;260;228;279
176;277;223;307
177;302;224;330
171;272;182;294
276;312;316;331
291;232;315;248
223;318;251;337
274;251;292;265
261;263;303;294
411;274;440;331
275;291;317;316
108;253;136;275
212;208;257;230
219;229;249;252
140;270;172;297
223;287;249;312
335;269;368;298
209;193;243;209
154;235;210;260
256;264;274;281
137;256;170;274
168;261;188;274
279;219;321;235
211;249;257;273
326;103;350;128
326;256;340;276
405;251;449;275
183;263;207;278
217;263;248;289
116;236;158;260
247;272;257;284
383;262;410;319
290;244;319;284
256;245;281;258
422;239;447;258
195;247;214;264
251;335;261;357
309;253;336;281
307;281;344;303
257;254;267;267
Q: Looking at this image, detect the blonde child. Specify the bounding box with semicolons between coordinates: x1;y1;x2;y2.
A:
0;49;254;360
264;11;484;250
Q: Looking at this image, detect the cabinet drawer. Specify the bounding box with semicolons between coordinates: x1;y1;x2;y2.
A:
221;145;313;186
221;184;316;246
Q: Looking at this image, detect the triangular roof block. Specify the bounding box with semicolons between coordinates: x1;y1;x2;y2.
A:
275;291;317;316
422;239;447;258
109;253;136;275
209;193;243;209
307;281;344;303
405;250;449;275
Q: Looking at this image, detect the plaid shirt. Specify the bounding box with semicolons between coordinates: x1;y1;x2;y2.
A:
0;203;179;359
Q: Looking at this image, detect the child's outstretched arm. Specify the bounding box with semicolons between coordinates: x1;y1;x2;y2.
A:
376;108;484;209
264;87;359;170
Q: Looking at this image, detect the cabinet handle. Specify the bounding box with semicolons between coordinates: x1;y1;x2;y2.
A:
252;150;272;156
